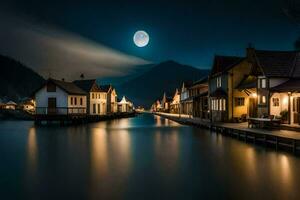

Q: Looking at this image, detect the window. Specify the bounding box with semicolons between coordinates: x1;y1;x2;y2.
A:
222;99;226;111
71;97;73;105
262;96;266;104
47;82;56;92
98;104;100;114
272;98;279;107
74;97;77;105
80;98;83;106
92;93;94;99
93;104;96;113
235;97;245;106
219;99;222;111
258;78;267;89
216;76;222;88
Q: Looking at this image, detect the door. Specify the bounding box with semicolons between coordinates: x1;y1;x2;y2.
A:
249;98;257;117
48;98;57;114
293;97;300;124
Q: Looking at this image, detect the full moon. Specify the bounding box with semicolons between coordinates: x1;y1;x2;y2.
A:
133;30;149;47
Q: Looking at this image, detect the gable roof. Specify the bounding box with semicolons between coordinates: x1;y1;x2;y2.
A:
99;85;112;93
73;79;100;92
253;50;300;78
210;55;244;76
270;79;300;92
46;79;87;95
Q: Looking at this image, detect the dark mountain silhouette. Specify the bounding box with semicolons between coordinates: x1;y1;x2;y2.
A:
118;60;210;108
0;55;45;101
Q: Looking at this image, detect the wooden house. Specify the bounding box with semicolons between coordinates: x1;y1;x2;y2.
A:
180;81;193;115
34;78;87;115
73;79;107;115
209;55;246;122
189;78;209;119
161;92;172;112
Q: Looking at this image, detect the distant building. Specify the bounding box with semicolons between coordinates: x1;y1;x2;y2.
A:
34;78;87;115
20;99;35;113
180;81;193;115
3;101;17;110
73;79;107;115
118;96;133;113
161;92;172;112
99;85;118;114
189;78;209;119
170;89;180;114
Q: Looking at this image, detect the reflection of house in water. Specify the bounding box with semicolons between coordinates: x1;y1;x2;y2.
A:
26;127;38;179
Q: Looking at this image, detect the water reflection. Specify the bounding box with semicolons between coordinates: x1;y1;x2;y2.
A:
26;127;38;176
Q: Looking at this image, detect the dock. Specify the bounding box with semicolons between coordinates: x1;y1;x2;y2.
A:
155;112;300;154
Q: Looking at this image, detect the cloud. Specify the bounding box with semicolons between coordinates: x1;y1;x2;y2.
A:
0;13;150;81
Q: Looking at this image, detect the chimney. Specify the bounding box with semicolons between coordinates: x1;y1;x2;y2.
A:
246;43;255;62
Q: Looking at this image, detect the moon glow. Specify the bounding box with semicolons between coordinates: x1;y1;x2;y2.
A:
133;31;149;47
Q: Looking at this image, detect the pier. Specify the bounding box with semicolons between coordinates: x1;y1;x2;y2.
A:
155;112;300;154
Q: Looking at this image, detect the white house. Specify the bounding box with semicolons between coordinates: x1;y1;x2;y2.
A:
73;79;107;115
4;101;17;110
118;96;133;113
34;79;87;115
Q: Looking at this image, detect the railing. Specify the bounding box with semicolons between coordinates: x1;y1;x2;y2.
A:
36;107;86;115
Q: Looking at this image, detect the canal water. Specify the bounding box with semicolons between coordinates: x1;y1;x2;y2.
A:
0;113;300;200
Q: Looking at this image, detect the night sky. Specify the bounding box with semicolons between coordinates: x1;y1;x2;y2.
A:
0;0;299;79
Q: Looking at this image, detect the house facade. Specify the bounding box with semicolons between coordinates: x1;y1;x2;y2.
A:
100;85;118;114
209;55;246;122
118;96;134;113
180;82;193;115
161;92;172;112
73;79;107;115
170;89;180;114
35;79;87;115
189;78;209;119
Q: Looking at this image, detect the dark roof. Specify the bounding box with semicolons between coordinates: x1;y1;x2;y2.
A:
210;88;227;97
193;91;209;99
236;75;257;90
99;85;111;92
192;77;208;86
253;50;300;78
210;55;244;76
270;79;300;92
73;79;99;92
50;79;87;95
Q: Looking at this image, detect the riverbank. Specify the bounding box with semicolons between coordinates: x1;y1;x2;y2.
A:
155;112;300;154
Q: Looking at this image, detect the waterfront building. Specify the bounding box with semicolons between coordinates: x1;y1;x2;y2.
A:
170;89;180;114
208;55;246;122
34;78;87;115
3;101;17;110
161;92;172;113
73;79;107;115
99;85;118;114
118;96;134;113
189;78;209;119
180;81;193;115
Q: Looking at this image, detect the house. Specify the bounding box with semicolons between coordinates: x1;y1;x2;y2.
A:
209;55;246;122
20;99;35;113
161;92;172;112
243;48;300;125
151;100;162;112
189;78;209;119
170;89;180;114
180;81;193;115
118;96;134;113
99;85;118;114
73;79;107;115
3;101;17;110
34;78;87;115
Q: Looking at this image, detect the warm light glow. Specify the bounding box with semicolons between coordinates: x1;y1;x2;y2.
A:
283;96;288;105
250;93;257;98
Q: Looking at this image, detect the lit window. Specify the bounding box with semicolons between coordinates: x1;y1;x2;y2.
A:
219;99;222;111
262;96;266;104
71;97;73;105
272;98;279;107
216;76;222;88
223;99;226;111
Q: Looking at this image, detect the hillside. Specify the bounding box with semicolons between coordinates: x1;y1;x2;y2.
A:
118;60;210;108
0;55;45;101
